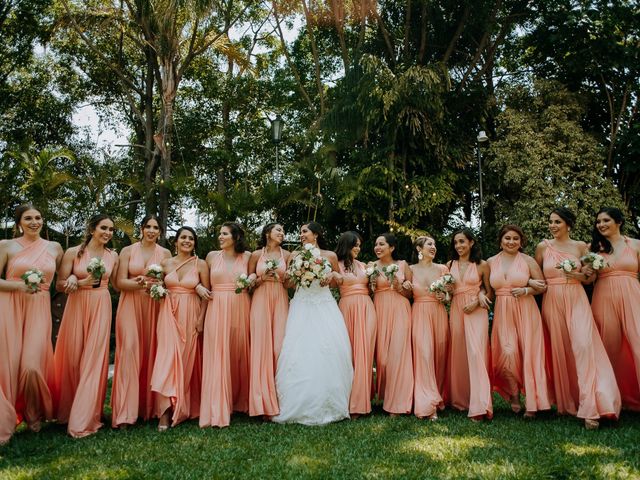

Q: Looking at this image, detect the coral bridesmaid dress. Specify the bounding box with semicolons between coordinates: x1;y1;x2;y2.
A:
151;256;203;426
338;260;377;415
591;238;640;411
249;248;288;417
0;238;55;443
448;261;493;419
200;252;250;428
412;264;449;418
541;241;620;420
54;249;116;438
374;263;413;414
490;252;550;413
111;243;165;427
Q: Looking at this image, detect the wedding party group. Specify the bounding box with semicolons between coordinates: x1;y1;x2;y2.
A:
1;203;639;446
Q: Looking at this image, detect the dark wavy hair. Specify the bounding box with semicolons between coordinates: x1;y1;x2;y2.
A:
498;224;526;252
551;207;576;229
174;226;198;256
13;203;42;238
590;207;625;254
78;214;114;257
221;221;248;253
304;221;327;250
258;223;282;248
335;231;363;272
413;234;435;262
449;228;482;264
140;214;163;236
377;232;399;260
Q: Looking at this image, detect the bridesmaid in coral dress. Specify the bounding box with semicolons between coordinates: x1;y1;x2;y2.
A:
247;223;290;419
448;228;493;421
111;215;171;428
54;214;118;438
587;207;640;411
488;225;550;417
200;222;251;428
535;207;621;429
373;233;414;416
335;231;377;417
152;226;209;430
410;235;449;420
0;205;62;444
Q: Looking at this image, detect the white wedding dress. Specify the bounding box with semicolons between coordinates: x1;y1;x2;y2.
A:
272;281;354;425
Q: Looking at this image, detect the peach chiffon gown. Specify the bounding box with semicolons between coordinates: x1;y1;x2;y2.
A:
591;238;640;411
151;256;203;426
249;248;288;417
374;263;413;414
412;264;449;418
111;243;164;427
490;252;550;413
200;252;250;428
448;261;493;418
53;249;116;438
0;238;55;443
541;241;621;420
338;260;377;415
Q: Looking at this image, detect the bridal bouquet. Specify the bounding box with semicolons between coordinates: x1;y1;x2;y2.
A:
429;274;455;302
149;283;168;301
287;243;332;288
381;263;399;283
235;273;252;293
146;264;164;279
21;269;44;293
580;252;608;271
87;257;106;288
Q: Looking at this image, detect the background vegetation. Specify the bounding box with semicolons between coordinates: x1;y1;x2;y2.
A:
1;0;638;259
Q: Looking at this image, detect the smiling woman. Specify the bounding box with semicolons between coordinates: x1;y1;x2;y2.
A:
53;214;119;438
0;204;63;444
110;215;171;430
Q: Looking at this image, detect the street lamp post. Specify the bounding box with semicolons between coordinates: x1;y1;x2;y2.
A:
271;115;283;189
476;130;489;239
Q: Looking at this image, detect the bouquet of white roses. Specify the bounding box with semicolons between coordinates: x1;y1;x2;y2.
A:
556;259;577;273
365;262;380;290
264;258;280;272
149;283;168;301
429;274;455;302
146;264;164;279
580;252;608;271
381;263;399;283
235;273;252;294
87;257;106;288
21;269;44;293
287;243;332;289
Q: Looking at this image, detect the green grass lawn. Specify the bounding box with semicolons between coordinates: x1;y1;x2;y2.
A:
1;394;639;479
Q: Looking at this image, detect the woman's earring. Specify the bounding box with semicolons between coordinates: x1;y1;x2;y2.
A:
418;252;424;261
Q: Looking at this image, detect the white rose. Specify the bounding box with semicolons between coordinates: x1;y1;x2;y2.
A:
27;273;40;284
312;264;322;273
311;248;321;257
563;262;573;272
303;271;315;281
303;261;310;268
304;243;313;251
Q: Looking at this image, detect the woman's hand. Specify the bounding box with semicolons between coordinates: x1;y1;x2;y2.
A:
77;275;99;288
63;274;79;294
478;291;492;309
195;283;211;300
511;287;528;298
527;279;546;291
463;299;479;314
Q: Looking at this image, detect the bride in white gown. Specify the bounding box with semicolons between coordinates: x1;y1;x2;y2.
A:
273;222;354;425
